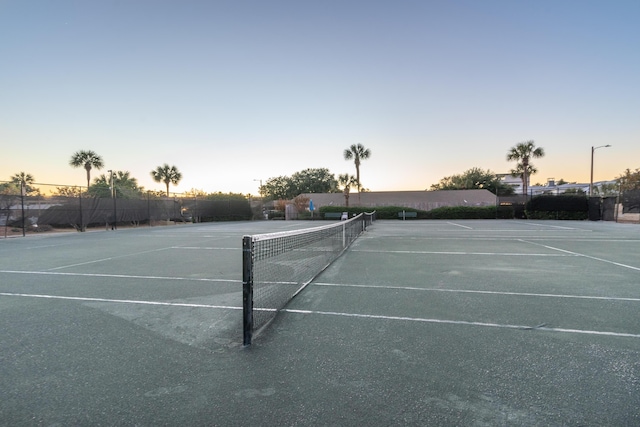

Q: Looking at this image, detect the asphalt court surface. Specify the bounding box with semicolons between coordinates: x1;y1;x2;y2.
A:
1;219;640;426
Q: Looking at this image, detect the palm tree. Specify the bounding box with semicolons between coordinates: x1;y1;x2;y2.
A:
151;164;182;197
338;173;357;207
10;172;35;194
91;170;143;198
506;140;545;196
10;172;34;185
69;150;104;189
343;143;371;193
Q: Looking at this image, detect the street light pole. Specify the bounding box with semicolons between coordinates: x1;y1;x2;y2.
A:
108;170;117;230
253;179;263;197
20;181;25;237
590;145;611;195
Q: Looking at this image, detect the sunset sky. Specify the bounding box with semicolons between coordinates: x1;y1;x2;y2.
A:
1;0;638;195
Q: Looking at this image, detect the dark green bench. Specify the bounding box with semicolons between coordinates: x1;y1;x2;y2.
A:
324;212;343;220
398;211;418;219
324;212;350;220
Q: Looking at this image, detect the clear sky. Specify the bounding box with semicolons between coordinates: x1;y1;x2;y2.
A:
1;0;638;195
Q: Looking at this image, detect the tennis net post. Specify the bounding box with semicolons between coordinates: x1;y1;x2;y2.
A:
242;235;254;346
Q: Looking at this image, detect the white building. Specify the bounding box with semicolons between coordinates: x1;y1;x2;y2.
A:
498;174;616;196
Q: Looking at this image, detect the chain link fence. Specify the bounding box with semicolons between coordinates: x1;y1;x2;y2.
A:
1;182;255;237
497;193;639;222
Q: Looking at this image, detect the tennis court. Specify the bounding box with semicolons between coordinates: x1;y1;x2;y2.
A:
1;219;639;425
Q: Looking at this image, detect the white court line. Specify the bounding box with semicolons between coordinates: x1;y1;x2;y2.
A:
0;292;242;310
49;247;173;271
446;222;473;229
3;291;638;339
23;243;75;250
354;249;576;256
280;309;640;339
0;269;240;283
524;222;578;230
313;282;640;302
382;237;639;242
171;246;240;250
520;240;640;272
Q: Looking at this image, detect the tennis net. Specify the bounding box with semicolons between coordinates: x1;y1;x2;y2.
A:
242;212;375;345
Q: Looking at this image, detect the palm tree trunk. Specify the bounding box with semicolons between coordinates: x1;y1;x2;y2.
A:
522;159;529;197
85;166;91;189
355;162;361;203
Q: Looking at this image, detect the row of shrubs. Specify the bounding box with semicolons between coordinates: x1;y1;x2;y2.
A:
318;205;513;220
316;195;591;220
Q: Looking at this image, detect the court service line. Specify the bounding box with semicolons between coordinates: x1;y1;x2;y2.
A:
446;222;473;229
383;237;637;242
172;246;240;251
0;269;240;283
281;309;640;339
354;249;577;257
521;222;578;230
520;240;640;272
313;282;640;303
3;292;638;339
23;243;76;250
48;246;174;271
0;292;242;310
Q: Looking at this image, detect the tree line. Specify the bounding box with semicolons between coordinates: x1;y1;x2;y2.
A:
4;141;639;202
69;150;182;197
0;150;190;199
430;140;545;196
258;143;371;204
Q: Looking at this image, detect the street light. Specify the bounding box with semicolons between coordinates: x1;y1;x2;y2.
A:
590;145;611;195
253;179;263;197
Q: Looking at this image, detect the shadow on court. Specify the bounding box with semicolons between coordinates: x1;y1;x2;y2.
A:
1;220;639;425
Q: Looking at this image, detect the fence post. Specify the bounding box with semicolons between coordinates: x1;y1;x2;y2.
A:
194;195;198;223
242;236;254;346
112;186;117;231
78;189;84;232
20;183;25;237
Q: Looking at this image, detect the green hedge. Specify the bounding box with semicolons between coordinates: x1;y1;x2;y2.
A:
318;205;513;220
319;205;398;219
311;197;590;221
424;206;497;219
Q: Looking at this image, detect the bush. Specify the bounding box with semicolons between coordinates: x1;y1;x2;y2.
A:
423;206;497;219
319;205;426;219
318;205;510;220
319;205;386;217
30;224;53;232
